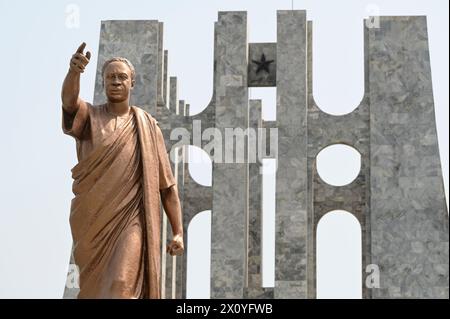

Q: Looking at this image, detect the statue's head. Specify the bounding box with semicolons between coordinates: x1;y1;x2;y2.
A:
102;57;136;103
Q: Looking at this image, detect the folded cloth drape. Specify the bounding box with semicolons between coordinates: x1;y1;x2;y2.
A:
62;103;176;298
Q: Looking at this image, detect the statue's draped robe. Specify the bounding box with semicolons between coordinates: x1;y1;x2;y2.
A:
62;103;176;298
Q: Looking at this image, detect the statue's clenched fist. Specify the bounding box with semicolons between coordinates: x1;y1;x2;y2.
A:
70;42;91;73
167;233;184;256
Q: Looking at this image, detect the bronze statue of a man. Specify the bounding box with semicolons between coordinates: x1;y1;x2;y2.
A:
61;42;184;299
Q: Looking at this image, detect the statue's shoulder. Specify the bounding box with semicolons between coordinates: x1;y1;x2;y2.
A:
132;105;159;126
79;102;104;118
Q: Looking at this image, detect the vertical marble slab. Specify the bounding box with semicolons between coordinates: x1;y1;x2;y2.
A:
174;167;185;299
163;50;169;109
275;10;308;299
244;100;275;299
157;22;165;106
163;77;180;299
261;120;278;160
247;100;263;289
169;77;178;114
167;137;181;300
368;16;449;298
174;102;186;299
178;100;184;117
210;11;249;298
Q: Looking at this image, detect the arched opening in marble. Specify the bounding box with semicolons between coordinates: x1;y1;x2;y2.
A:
187;145;212;186
316;210;362;299
186;210;211;299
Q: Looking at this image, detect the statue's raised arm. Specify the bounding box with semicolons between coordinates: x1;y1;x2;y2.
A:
61;42;91;114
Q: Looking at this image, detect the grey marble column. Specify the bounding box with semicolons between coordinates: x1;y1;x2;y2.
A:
174;101;187;299
274;10;308;299
162;78;182;299
169;77;178;114
210;11;249;298
244;100;274;299
368;16;449;298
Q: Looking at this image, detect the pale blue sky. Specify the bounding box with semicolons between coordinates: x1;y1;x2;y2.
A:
0;0;447;298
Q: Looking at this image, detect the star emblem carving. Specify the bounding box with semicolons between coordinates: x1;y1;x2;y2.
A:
252;53;274;74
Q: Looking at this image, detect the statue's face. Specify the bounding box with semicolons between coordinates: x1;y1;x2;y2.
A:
103;61;135;103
